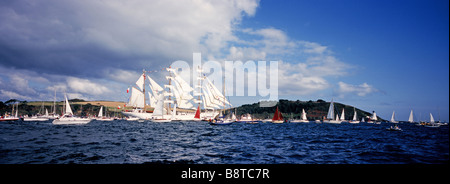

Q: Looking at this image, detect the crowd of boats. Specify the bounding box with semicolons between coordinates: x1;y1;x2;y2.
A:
1;68;447;128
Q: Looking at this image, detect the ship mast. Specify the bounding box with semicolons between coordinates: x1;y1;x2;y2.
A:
143;69;146;113
167;67;172;115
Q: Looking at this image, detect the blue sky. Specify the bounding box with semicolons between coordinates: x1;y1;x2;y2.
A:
0;0;448;121
234;0;449;121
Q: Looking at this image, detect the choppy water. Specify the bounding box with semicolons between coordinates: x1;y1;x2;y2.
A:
0;120;448;164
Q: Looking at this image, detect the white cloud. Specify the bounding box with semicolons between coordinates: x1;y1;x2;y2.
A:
336;81;379;98
278;61;331;95
66;77;110;95
227;46;266;61
0;90;32;100
219;27;354;97
300;41;328;54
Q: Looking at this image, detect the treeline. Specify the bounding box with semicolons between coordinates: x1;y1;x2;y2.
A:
0;99;120;118
232;99;383;121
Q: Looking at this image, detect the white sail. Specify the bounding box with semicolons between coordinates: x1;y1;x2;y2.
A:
372;111;378;121
430;113;435;123
390;111;396;122
128;87;145;108
340;108;345;120
205;77;231;107
202;86;220;109
352;108;357;121
301;109;307;120
173;72;194;93
98;106;103;117
171;104;177;120
64;94;73;115
135;74;145;91
408;110;414;123
326;100;334;120
170;74;195;109
152;93;165;116
148;91;157;107
148;76;164;94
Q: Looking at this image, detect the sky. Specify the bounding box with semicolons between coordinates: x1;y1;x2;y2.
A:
0;0;448;121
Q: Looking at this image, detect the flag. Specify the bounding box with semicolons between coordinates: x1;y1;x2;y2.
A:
127;88;129;93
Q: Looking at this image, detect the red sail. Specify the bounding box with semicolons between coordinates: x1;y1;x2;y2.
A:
194;106;201;119
272;106;283;121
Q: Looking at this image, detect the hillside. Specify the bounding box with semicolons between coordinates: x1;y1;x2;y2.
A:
232;99;384;121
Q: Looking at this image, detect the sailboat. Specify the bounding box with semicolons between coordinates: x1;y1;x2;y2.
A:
323;100;341;124
23;102;49;121
349;108;360;124
340;108;348;123
390;111;398;123
290;109;309;123
0;102;19;122
96;106;114;121
368;111;380;124
52;94;92;125
408;110;414;123
271;106;284;123
424;113;440;128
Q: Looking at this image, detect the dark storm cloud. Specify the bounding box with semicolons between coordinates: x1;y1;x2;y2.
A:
0;0;260;101
0;0;175;79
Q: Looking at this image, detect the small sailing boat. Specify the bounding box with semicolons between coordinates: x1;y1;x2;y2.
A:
0;103;19;122
96;106;114;121
209;110;233;125
290;109;309;123
424;113;440;128
390;111;398;123
349;108;360;124
368;111;380;124
408;110;414;123
271;106;284;123
23;102;50;122
52;94;92;125
340;108;347;123
323;100;341;124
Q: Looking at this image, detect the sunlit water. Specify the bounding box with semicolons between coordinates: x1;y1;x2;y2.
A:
1;120;448;164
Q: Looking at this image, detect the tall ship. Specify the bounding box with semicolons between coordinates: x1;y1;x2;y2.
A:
122;67;229;121
121;69;154;120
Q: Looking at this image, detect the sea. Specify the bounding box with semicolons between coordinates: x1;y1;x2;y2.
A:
0;120;448;164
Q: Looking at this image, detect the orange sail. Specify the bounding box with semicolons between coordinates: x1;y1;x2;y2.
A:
194;105;201;119
272;106;283;121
